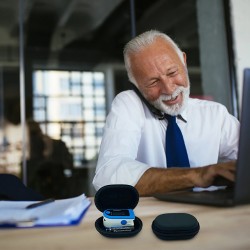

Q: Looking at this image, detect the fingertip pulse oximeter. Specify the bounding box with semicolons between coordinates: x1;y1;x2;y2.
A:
103;209;135;230
94;184;143;238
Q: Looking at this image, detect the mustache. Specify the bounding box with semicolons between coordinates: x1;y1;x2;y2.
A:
158;87;186;101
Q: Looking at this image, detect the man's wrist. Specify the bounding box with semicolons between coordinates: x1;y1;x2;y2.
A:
186;167;202;187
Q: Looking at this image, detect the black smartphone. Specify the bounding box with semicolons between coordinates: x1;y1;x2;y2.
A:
131;84;165;120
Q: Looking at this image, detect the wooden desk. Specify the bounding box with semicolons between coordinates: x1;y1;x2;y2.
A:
0;197;250;250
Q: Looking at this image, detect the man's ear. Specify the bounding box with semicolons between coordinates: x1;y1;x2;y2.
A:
182;52;187;65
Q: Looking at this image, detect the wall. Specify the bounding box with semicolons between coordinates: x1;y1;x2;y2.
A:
197;0;233;113
230;0;250;107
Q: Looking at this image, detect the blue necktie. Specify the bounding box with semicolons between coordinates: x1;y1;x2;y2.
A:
165;115;190;167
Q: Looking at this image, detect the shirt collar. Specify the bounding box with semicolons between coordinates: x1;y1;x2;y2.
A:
162;110;187;123
177;106;188;123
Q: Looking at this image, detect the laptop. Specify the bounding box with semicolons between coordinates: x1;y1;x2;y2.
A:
154;68;250;206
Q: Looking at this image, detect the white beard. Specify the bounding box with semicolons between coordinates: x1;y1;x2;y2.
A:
150;86;190;116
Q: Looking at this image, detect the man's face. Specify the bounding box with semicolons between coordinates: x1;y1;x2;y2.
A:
129;38;190;115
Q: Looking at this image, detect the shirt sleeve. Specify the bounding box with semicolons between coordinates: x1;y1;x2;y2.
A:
92;91;151;191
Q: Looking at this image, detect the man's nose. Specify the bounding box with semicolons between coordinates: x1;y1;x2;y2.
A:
160;77;176;95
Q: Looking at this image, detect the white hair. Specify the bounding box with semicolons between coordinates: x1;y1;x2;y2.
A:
123;30;184;85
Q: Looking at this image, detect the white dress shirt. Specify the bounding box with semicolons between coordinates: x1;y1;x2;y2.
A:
92;90;240;191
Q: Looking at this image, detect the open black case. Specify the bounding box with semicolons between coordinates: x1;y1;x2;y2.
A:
94;184;143;238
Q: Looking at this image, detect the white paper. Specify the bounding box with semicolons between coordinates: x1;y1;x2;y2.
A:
193;186;227;192
0;193;91;227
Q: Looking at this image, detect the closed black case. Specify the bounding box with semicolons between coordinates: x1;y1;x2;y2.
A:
152;213;200;240
94;184;143;238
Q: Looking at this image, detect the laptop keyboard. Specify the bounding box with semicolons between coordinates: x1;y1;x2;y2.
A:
154;187;235;206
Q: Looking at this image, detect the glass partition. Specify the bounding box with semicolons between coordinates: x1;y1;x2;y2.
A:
0;0;21;178
0;0;236;198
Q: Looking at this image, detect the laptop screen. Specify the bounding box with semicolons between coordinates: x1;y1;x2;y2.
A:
234;68;250;203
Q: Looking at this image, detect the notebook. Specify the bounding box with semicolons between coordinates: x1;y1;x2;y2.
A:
154;68;250;206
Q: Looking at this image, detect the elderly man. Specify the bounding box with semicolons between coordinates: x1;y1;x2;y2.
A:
92;30;239;196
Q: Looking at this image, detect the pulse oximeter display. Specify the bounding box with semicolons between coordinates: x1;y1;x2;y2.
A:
103;209;135;231
104;209;131;217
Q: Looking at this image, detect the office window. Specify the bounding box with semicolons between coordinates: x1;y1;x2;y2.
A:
33;70;106;168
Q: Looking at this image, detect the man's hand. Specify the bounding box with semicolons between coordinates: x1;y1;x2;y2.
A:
192;161;236;188
135;161;237;196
